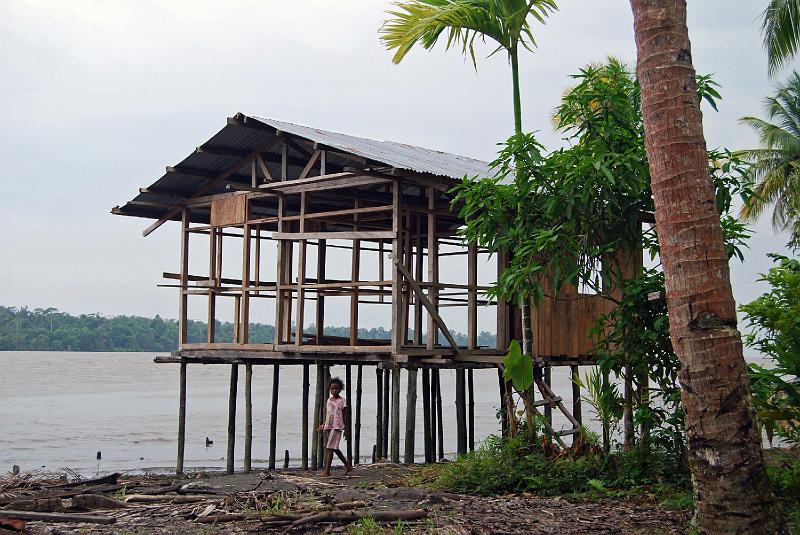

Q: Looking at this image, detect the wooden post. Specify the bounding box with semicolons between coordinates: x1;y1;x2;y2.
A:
226;364;238;474
467;243;478;350
315;235;327;342
455;369;467;456
426;188;438;350
376;367;384;460
354;365;363;464
498;367;509;436
269;364;280;470
434;369;444;460
382;367;390;459
414;218;424;345
296;192;307;347
391;180;402;353
571;365;583;445
468;369;475;452
346;365;353;465
244;364;253;473
421;368;432;463
179;209;189;346
176;361;187;475
284;450;290;469
391;366;401;463
318;365;330;468
311;363;323;470
207;227;216;343
302;363;310;470
404;367;417;464
544;366;553;425
430;369;438;460
240;221;251;344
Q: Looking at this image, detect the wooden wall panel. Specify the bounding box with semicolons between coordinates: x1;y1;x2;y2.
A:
211;195;247;227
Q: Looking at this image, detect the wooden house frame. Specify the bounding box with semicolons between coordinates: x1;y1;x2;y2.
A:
113;114;627;473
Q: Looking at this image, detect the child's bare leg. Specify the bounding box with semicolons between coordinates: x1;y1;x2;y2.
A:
322;449;333;476
333;449;352;473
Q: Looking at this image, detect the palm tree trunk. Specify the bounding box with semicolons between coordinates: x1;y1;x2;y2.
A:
629;1;785;532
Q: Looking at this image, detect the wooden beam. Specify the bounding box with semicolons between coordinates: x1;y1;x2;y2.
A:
178;209;189;345
244;364;253;472
404;367;417;464
142;137;281;236
269;364;280;469
302;363;310;470
226;364;238;474
272;231;394;241
176;362;187;474
393;259;460;354
391;366;401;463
299;149;321;180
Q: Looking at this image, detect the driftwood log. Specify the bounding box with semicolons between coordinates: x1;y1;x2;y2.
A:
0;510;116;525
289;509;427;529
125;494;211;504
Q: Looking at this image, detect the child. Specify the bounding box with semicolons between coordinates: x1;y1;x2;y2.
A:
318;377;352;477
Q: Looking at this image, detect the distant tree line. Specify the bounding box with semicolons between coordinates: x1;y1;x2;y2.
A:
0;306;495;352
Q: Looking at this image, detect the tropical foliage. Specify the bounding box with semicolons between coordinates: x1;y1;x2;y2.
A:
0;305;495;352
761;0;800;76
739;71;800;247
740;254;800;444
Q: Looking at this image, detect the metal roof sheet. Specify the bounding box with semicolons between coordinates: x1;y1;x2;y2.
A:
250;116;493;179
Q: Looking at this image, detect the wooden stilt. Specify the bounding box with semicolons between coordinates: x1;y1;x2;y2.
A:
498;368;509;437
269;364;280;470
319;365;330;468
302;363;310;470
434;369;444;460
468;369;475;452
382;368;390;459
346;365;353;465
311;363;323;470
354;365;363;464
544;366;553;425
571;365;582;445
226;364;238;474
404;367;417;464
244;364;253;473
391;366;401;463
376;367;384;461
455;369;467;456
421;368;432;463
284;450;290;469
430;369;438;460
176;361;187;475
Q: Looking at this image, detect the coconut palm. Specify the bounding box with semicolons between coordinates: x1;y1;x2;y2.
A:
630;0;784;530
381;0;557;135
739;72;800;245
762;0;800;76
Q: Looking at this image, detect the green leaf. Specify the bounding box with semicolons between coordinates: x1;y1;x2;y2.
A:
503;339;533;391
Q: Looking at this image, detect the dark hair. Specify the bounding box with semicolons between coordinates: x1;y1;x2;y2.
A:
330;377;344;389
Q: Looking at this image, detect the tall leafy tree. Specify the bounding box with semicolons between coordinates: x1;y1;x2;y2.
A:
762;0;800;76
629;0;785;531
739;72;800;246
381;0;558;435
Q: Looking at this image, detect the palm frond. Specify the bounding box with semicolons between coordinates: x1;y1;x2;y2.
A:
762;0;800;76
380;0;556;66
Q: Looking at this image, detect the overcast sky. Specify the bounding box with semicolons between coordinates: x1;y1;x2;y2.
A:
0;1;794;329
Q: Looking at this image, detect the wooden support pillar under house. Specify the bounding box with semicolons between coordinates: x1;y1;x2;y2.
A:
302;363;310;470
312;363;323;470
422;368;433;463
269;364;280;470
176;362;187;475
354;365;363;464
404;367;417;464
391;366;401;463
346;365;353;465
244;364;253;473
376;367;384;460
468;369;475;452
382;368;390;459
455;369;467;456
226;364;238;474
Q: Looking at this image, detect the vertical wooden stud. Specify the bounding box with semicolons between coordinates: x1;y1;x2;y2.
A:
382;367;390;459
426;187;438;350
455;369;467;456
179;209;189;346
468;244;478;350
311;363;323;470
391;366;401;463
434;369;444;460
346;364;353;465
468;369;475;452
376;367;384;460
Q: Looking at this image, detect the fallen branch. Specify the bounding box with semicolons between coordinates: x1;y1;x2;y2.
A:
0;510;116;525
289;509;427;529
125;494;211;504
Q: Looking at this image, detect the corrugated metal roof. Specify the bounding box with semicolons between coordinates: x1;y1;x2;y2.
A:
113;113;493;225
250;116;493;179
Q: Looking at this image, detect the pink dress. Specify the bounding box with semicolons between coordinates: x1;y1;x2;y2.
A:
324;396;347;449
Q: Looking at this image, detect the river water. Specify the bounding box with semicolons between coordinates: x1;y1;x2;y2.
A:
0;351;601;475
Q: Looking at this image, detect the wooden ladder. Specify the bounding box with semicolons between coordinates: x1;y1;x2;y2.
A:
533;374;582;448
